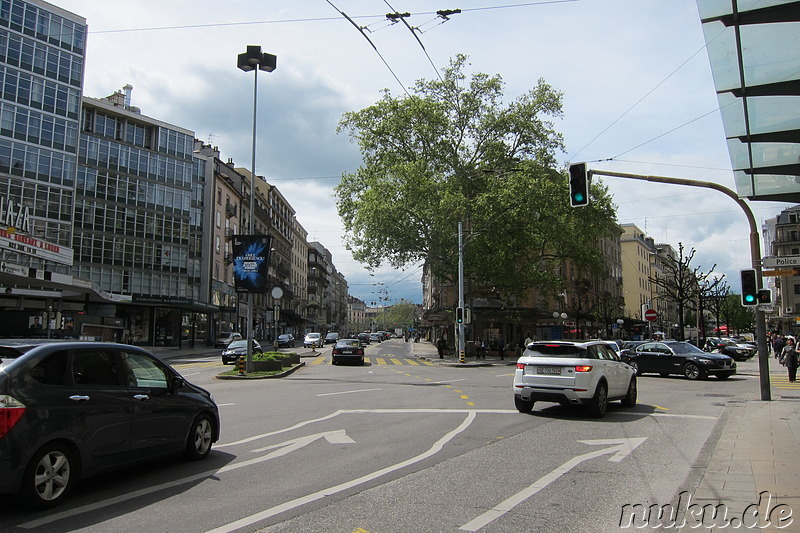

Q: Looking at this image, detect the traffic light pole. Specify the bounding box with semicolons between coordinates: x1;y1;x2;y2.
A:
458;221;466;364
590;169;771;401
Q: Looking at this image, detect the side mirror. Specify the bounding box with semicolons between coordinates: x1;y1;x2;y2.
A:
172;376;185;391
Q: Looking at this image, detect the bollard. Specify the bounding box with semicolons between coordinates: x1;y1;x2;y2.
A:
460;350;465;364
237;355;246;375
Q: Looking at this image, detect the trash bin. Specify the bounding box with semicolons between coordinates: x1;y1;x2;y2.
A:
466;340;475;357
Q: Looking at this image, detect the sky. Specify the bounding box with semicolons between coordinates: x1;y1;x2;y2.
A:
52;0;791;305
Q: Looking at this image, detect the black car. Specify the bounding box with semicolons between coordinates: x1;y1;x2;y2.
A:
622;341;736;380
0;341;220;508
710;338;756;361
331;339;365;365
357;332;370;346
276;334;295;348
221;339;263;365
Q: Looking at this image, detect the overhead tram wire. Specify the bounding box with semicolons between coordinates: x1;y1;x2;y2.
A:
383;0;447;82
325;0;411;98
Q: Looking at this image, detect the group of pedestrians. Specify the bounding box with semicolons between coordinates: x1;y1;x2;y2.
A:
771;332;798;382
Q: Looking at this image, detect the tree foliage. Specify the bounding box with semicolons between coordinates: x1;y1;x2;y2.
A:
336;55;618;298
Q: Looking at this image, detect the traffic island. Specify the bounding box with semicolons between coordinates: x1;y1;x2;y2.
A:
215;352;305;380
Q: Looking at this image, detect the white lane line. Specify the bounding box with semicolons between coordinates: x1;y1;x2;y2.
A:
205;411;477;533
432;379;467;384
317;388;383;397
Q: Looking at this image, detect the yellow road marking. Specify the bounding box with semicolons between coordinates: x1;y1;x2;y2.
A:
377;358;388;365
405;359;420;366
390;358;403;365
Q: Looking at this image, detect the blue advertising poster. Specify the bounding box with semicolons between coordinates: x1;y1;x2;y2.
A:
232;235;272;293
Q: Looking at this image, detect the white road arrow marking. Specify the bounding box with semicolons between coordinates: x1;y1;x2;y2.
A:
459;437;648;532
251;430;355;454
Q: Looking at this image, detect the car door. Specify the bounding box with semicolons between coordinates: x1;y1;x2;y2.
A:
594;344;627;397
66;348;134;469
121;349;193;459
632;343;661;373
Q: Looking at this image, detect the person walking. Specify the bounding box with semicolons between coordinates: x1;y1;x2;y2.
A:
436;336;447;359
782;336;798;382
774;334;786;360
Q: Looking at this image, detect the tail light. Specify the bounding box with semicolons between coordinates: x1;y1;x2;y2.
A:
517;363;526;370
0;395;26;438
574;366;593;372
332;348;340;356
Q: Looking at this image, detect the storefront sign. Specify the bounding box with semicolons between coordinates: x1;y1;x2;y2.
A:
0;227;73;265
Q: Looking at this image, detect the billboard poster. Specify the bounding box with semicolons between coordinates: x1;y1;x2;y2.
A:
232;234;272;293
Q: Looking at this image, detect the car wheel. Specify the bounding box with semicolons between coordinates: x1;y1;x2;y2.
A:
716;372;733;380
185;414;215;460
22;443;75;509
621;377;637;407
332;358;338;365
514;396;534;413
683;362;703;380
221;356;228;365
587;381;608;418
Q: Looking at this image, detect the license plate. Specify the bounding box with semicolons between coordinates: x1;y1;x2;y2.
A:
537;366;561;375
340;349;353;354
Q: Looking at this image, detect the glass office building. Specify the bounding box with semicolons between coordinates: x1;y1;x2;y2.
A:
0;0;84;333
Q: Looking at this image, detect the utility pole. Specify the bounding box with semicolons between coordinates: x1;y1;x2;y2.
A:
591;169;770;400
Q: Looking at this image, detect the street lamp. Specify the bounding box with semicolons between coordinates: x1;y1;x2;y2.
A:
616;318;624;339
238;45;276;372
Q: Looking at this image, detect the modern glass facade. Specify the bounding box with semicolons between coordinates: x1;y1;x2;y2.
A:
74;95;194;300
0;0;83;269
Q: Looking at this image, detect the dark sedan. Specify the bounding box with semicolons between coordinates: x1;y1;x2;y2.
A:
221;339;263;365
0;341;219;508
710;338;756;361
276;334;296;348
331;339;365;365
622;341;736;380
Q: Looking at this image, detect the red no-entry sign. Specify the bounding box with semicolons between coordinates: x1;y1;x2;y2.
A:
644;309;658;322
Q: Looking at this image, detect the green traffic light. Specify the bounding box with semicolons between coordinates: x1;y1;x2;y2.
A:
745;294;755;303
573;193;584;202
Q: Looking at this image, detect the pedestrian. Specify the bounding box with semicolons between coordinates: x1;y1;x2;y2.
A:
524;333;533;348
498;336;505;361
436;336;447;359
774;334;786;360
781;337;798;382
476;337;486;359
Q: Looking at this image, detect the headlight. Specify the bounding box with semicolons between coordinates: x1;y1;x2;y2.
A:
699;359;715;365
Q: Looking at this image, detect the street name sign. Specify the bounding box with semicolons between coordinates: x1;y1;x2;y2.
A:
763;268;800;277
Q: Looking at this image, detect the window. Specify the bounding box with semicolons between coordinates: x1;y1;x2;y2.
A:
122;351;169;389
29;352;67;385
71;350;120;386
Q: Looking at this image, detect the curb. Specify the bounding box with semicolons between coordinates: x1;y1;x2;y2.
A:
214;361;305;380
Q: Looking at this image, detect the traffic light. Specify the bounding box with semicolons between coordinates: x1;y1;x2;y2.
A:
740;269;758;306
569;162;589;207
456;307;464;324
757;288;772;304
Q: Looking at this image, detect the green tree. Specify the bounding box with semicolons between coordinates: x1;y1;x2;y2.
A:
721;294;755;334
336;55;618;297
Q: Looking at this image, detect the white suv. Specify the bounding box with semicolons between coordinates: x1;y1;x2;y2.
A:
513;340;637;417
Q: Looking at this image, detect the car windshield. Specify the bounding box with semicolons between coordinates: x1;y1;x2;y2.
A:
669;342;706;354
278;335;290;340
527;344;586;358
227;340;249;349
307;333;320;338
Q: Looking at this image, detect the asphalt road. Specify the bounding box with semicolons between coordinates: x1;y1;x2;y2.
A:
0;339;759;533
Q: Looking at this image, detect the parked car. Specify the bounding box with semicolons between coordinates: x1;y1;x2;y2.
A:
712;338;756;361
331;339;365;365
276;334;296;348
513;340;637;418
324;332;340;345
303;333;323;348
214;332;242;349
0;341;220;508
357;332;371;346
221;339;263;365
621;341;736;380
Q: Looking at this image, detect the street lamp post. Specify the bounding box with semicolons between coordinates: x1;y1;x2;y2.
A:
237;45;276;373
